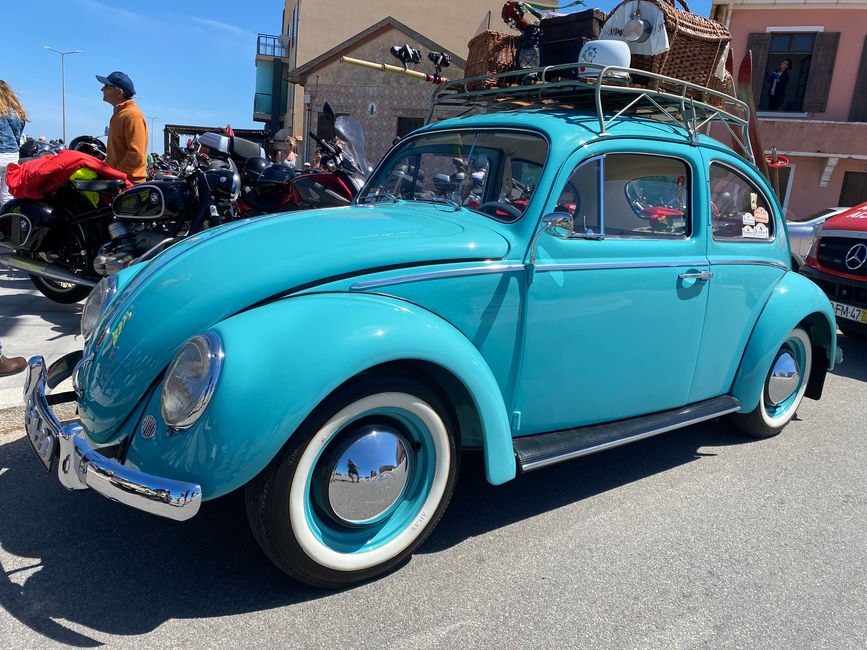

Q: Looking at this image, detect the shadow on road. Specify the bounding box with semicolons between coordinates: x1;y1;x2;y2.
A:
831;333;867;383
0;269;81;341
0;418;752;645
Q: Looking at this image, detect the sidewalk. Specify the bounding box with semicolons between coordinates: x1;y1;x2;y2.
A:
0;268;83;409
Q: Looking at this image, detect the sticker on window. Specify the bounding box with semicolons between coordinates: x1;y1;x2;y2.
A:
742;225;755;238
755;223;769;239
750;193;758;211
742;212;755;226
754;207;769;223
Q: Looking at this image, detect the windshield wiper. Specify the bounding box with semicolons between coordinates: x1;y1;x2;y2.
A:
358;191;398;204
414;196;461;212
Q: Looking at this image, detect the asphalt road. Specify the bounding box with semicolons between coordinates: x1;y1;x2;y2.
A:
1;268;866;649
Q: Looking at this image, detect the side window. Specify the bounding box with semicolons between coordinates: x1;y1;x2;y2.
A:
604;155;690;238
554;154;690;239
710;164;775;242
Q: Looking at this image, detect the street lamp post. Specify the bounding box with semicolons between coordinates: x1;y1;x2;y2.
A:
150;117;161;155
42;46;83;143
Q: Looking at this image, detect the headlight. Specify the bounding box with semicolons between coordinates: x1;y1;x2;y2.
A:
81;276;117;340
161;332;224;430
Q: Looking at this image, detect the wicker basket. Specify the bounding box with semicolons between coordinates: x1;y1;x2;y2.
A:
607;0;730;89
465;31;518;89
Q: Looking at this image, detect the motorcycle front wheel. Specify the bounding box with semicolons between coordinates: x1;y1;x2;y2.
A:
29;275;92;304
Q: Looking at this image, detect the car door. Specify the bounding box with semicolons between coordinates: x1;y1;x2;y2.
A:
516;144;711;436
687;150;790;403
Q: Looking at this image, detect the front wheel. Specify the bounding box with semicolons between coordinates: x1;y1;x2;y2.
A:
245;376;459;588
29;274;92;304
732;327;812;438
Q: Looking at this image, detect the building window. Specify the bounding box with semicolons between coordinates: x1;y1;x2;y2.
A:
396;117;424;138
759;33;815;112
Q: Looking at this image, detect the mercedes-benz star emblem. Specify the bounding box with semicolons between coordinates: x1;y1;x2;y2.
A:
845;243;867;271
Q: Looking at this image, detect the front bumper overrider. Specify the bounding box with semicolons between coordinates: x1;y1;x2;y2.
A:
23;355;202;521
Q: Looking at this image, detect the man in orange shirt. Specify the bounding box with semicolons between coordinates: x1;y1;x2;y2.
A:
96;71;147;183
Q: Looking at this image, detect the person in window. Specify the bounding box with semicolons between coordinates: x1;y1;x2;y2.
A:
766;59;791;111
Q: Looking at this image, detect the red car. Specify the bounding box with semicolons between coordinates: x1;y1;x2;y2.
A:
802;201;867;338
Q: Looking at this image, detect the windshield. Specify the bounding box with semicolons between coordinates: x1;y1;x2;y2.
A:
358;129;548;221
335;115;368;176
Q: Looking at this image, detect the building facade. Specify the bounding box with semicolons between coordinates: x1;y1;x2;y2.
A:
253;1;558;161
711;0;867;218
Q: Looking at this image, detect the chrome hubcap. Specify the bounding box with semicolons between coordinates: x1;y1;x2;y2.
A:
766;350;800;406
323;424;412;526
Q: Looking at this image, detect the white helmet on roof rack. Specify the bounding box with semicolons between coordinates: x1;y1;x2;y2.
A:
578;40;632;82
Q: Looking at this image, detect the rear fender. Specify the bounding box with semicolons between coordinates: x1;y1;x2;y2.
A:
126;292;515;499
732;272;837;412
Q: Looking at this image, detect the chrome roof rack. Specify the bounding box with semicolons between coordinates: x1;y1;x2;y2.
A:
428;62;753;163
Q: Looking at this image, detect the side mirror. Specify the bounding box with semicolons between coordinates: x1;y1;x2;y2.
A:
529;212;575;267
541;211;574;238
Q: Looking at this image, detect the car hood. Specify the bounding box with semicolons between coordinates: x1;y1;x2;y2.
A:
822;203;867;233
78;205;510;442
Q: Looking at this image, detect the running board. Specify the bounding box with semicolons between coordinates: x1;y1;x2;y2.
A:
514;396;741;473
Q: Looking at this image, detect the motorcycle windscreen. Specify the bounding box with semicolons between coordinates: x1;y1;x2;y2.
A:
113;182;190;220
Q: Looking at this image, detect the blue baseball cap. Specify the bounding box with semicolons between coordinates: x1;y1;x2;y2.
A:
96;71;136;97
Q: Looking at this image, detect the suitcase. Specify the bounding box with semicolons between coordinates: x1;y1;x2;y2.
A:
539;9;607;67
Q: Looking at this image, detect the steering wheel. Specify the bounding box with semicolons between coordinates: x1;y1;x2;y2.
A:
478;201;522;219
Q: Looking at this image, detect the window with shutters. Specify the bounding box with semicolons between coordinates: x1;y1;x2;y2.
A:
759;33;815;112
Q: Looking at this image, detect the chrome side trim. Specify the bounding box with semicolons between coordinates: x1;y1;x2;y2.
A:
535;259;708;272
710;258;789;271
350;263;525;291
520;403;742;472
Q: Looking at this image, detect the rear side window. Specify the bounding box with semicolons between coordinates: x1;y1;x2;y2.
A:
710;164;775;242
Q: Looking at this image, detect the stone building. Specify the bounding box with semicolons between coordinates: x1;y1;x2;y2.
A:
252;1;559;162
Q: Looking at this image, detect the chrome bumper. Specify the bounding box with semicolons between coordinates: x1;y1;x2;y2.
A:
23;356;202;521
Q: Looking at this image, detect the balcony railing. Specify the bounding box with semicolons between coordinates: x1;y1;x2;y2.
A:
257;33;288;58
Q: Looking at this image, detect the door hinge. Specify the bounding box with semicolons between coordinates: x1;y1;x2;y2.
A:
511;410;522;431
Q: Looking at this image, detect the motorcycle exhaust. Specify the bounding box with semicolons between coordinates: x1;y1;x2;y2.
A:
0;252;98;288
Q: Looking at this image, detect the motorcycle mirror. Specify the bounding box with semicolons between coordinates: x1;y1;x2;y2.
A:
323;102;335;125
390;44;421;70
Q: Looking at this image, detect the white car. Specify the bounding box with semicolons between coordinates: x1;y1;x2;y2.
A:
787;207;850;269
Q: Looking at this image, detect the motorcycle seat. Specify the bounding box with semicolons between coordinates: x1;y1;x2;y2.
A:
70;179;127;194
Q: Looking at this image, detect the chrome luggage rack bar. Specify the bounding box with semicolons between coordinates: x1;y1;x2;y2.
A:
429;62;753;163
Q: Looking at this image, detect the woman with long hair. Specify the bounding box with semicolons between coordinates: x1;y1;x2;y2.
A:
0;80;28;206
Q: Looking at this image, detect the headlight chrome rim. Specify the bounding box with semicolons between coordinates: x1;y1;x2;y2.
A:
160;332;224;431
81;276;118;341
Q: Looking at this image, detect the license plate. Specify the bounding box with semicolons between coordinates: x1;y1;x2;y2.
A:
830;300;867;324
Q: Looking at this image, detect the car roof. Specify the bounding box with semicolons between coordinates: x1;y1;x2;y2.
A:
417;109;744;161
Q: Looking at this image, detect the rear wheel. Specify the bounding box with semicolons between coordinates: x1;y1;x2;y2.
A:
245;376;459;588
28;274;91;303
733;327;812;438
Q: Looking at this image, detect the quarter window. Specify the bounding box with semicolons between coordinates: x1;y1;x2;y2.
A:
710;164;774;242
556;154;690;239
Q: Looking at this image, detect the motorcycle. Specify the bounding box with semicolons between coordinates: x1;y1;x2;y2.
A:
236;103;370;217
94;133;243;276
0;141;127;303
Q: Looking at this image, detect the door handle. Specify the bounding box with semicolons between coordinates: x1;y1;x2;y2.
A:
678;271;713;281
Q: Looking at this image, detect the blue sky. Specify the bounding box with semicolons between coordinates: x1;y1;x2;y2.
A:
3;0;711;146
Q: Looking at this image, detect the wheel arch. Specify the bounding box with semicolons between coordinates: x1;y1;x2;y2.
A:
731;271;837;412
127;292;517;500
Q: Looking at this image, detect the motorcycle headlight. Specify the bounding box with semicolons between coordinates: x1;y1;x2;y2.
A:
81;276;117;341
161;332;224;431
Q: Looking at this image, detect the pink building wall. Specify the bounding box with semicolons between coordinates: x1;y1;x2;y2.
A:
727;8;867;122
725;7;867;216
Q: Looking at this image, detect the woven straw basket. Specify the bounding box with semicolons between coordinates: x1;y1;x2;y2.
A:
607;0;731;89
465;31;518;89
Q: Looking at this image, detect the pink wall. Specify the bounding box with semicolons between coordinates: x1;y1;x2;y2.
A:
782;157;866;217
728;8;867;121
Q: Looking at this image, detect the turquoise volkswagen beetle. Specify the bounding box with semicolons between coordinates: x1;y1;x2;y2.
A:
24;73;839;588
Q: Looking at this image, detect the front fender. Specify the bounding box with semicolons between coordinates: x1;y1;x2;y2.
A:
732;272;837;412
126;292;515;499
